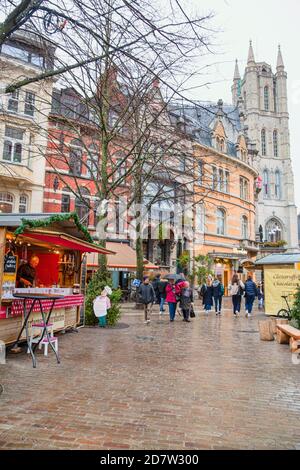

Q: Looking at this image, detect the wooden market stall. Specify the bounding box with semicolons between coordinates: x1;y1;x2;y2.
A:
255;252;300;316
0;213;114;345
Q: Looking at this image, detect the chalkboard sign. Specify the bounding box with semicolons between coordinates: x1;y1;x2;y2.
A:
4;254;17;274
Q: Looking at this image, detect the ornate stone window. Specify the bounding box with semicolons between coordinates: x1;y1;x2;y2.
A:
266;219;283;242
261;129;267;156
264;86;269;111
273;130;278;157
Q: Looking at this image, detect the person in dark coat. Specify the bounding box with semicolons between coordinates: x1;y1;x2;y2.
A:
152;274;161;306
158;277;168;314
212;275;224;316
200;276;214;314
244;274;258;317
138;277;156;324
178;281;194;322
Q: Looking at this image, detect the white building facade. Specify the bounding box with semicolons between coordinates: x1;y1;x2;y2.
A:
0;32;55;214
232;42;298;250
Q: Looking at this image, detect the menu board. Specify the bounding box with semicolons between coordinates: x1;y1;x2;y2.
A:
2;253;18;298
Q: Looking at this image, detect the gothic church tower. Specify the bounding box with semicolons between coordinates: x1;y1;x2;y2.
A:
232;42;298;249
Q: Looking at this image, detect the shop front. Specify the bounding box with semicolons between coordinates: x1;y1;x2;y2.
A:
87;241;159;295
0;213;114;344
208;251;249;295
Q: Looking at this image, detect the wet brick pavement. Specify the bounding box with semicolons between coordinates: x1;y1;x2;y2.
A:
0;299;299;450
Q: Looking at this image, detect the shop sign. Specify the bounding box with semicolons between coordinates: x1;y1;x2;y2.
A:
2;253;18;298
109;267;130;272
264;269;300;315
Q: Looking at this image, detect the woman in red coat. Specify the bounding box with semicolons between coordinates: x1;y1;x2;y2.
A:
165;279;180;322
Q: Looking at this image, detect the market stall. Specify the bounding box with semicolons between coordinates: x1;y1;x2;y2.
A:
255;252;300;316
0;213;114;345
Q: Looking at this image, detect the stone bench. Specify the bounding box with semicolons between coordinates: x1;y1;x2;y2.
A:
276;324;300;352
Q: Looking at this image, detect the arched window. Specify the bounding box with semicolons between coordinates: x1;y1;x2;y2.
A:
220;139;225;153
261;129;267;156
86;144;99;179
275;170;281;199
264;86;269;111
273;130;278;157
69;139;83;176
263;169;269;198
216;208;226;235
0;192;14;213
241;216;248;239
19;194;28;213
266;218;283;242
75;187;90;226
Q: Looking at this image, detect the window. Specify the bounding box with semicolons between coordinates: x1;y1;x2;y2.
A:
115;197;125;234
273;130;278;157
24;92;35;116
0;192;14;213
218;168;224;192
19;194;28;213
1;44;44;67
242;216;248;239
86;144;99;178
69;139;82;176
264;86;269;111
3;126;24;163
196;203;205;232
241;150;247;162
224;171;230;193
8;90;19;113
275;170;281;199
240;177;249;201
261;129;267;156
198;161;203;185
75;187;90;226
216;208;226;235
61;193;70;212
212;166;217;190
263;169;269;198
266;218;283;242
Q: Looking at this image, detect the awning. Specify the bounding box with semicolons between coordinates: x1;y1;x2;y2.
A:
87;242;159;270
22;231;115;254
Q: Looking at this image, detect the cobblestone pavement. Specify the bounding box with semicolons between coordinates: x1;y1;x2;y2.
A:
0;299;300;450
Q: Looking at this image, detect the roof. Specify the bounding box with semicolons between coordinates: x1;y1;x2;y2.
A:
87;242;159;270
0;212;93;242
169;100;242;156
256;253;300;266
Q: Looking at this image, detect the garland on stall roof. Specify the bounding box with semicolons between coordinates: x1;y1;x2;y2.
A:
14;212;94;243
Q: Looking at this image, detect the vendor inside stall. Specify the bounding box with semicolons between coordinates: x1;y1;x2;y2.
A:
16;255;39;288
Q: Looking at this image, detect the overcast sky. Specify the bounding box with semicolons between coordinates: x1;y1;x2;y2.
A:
184;0;300;212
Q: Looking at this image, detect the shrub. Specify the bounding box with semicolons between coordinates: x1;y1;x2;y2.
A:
85;269;122;326
291;285;300;329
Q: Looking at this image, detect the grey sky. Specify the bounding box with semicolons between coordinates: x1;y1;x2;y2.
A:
184;0;300;211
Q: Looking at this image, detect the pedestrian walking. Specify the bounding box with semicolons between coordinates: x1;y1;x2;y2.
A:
158;277;168;314
93;285;112;327
228;273;245;317
257;282;264;310
178;281;194;322
152;274;161;306
244;273;258;317
165;278;180;322
138;277;156;324
199;276;214;314
212;275;224;316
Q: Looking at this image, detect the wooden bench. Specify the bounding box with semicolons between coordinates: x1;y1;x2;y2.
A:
276;324;300;352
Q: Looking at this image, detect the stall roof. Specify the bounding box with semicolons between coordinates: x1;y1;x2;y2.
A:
87;242;159;270
0;212;93;242
256;253;300;266
22;231;115;254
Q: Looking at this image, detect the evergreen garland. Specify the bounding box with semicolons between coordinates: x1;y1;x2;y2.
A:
14;212;94;243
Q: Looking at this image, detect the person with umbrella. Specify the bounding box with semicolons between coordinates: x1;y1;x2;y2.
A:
165;275;181;322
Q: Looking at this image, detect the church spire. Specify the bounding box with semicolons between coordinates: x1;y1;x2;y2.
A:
233;59;241;81
277;45;284;70
247;40;255;65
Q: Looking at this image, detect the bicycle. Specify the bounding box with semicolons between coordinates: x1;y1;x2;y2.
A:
277;295;293;320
